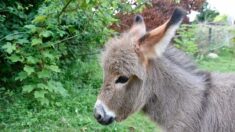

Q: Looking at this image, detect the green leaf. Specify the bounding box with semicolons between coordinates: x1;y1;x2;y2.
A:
37;83;53;92
31;38;42;46
5;34;21;41
32;15;46;23
37;83;47;89
47;65;60;72
15;71;28;81
8;54;22;62
47;80;67;96
24;24;37;33
16;38;30;44
34;90;47;98
2;42;16;54
42;51;54;60
58;30;66;37
23;65;35;75
26;56;38;64
36;83;54;94
22;85;34;93
37;69;50;78
39;97;49;105
86;0;90;4
5;35;14;41
39;30;53;38
55;102;62;107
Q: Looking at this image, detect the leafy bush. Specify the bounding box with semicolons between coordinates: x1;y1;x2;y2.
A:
0;0;145;105
196;2;219;22
174;24;199;56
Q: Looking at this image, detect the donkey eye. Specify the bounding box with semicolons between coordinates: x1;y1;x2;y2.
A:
115;76;129;84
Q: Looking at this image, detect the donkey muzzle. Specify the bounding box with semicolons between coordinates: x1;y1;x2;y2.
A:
94;100;116;125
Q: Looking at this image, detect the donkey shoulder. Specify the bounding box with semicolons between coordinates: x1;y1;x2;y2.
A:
211;72;235;92
209;73;235;105
200;73;235;131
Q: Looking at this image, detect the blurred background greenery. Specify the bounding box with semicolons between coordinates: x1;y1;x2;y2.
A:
0;0;235;131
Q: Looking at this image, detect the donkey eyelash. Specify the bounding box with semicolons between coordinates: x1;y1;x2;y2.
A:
115;76;129;84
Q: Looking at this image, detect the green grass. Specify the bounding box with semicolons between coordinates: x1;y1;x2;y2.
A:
1;49;235;132
198;50;235;72
0;88;158;132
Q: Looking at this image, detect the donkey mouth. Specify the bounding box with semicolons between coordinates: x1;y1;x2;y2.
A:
97;116;115;125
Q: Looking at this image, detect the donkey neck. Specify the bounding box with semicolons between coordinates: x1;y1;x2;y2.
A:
143;57;206;129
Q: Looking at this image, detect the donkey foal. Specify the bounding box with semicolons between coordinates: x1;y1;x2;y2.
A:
93;7;235;132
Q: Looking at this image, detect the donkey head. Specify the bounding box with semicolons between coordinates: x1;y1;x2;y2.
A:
94;7;187;125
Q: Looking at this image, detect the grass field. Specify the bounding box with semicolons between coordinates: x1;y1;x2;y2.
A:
198;50;235;72
1;49;235;132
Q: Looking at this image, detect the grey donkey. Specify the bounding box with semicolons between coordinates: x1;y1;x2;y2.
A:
93;7;235;132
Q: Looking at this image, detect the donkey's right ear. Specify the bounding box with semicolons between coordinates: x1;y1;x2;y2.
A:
129;15;146;40
134;7;186;67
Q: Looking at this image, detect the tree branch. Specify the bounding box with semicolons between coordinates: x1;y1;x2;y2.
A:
57;0;73;23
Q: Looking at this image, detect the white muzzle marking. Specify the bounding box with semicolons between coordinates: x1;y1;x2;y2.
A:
95;99;116;118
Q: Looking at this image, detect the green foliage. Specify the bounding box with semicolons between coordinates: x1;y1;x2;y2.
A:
213;15;228;23
0;60;158;131
0;0;146;105
197;2;219;22
0;92;158;131
174;24;199;56
231;28;235;45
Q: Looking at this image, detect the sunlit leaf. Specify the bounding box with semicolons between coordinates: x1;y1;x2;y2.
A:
39;30;53;38
37;69;50;78
42;51;54;60
23;65;35;75
2;42;16;54
16;38;30;44
8;54;22;62
47;80;67;96
34;90;47;98
26;56;38;64
5;35;14;41
31;38;42;46
24;24;37;33
37;83;47;89
32;15;46;23
22;85;34;93
15;71;28;81
47;65;61;72
39;97;49;105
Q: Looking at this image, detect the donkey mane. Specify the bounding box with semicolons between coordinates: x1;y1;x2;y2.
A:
164;45;212;108
164;46;199;75
138;49;213;131
141;44;213;127
164;45;211;87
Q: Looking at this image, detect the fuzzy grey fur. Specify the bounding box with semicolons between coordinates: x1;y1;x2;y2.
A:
95;12;235;132
142;49;235;132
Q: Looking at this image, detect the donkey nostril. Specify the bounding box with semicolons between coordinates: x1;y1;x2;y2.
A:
94;112;103;121
97;114;102;120
108;117;114;123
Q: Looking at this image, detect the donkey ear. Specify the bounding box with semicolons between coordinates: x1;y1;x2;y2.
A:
130;15;146;40
136;7;186;60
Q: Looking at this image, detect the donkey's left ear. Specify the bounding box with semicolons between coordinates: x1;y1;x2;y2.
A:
136;7;187;60
130;15;146;41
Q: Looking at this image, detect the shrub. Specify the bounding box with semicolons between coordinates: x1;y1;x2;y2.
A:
0;0;146;105
174;24;199;56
